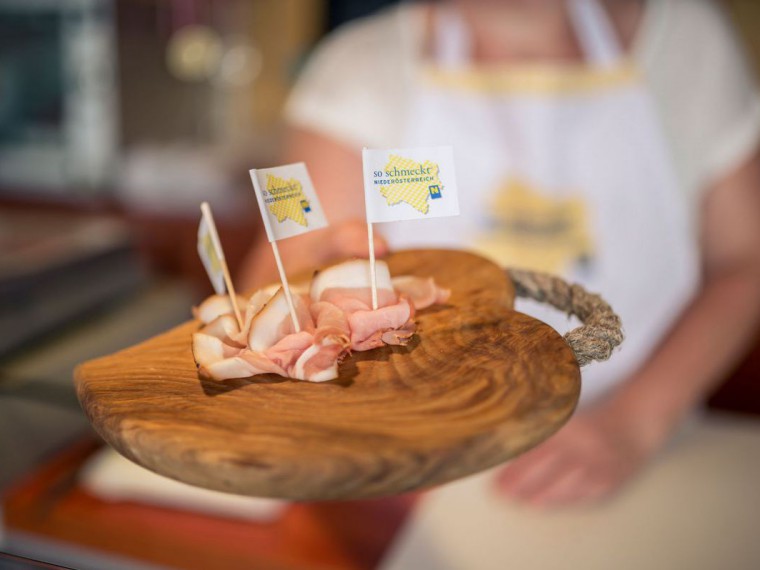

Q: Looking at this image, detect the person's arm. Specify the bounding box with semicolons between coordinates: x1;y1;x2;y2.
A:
238;127;386;289
495;151;760;507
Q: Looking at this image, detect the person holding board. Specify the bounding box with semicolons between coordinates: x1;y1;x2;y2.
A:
241;0;760;507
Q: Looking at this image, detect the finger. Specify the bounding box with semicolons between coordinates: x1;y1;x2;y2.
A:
330;221;389;258
495;440;565;489
577;478;619;504
495;450;569;500
373;231;389;257
527;466;589;507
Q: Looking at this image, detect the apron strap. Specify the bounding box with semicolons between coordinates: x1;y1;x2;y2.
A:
433;0;625;69
432;5;471;70
567;0;625;68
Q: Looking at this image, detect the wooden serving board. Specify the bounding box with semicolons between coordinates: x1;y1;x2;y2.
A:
75;250;580;501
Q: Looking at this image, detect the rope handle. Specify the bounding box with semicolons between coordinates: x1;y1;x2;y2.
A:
508;269;624;367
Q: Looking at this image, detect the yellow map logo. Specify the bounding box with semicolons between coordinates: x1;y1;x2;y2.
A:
200;232;222;274
378;155;442;214
265;174;308;227
477;178;593;273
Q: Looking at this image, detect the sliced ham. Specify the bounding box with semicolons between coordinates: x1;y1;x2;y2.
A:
199;315;246;348
348;297;415;351
391;276;451;309
203;352;286;381
192;258;449;384
381;319;417;346
311;259;393;304
309;259;420;351
248;288;313;352
311;301;351;347
193;294;247;325
264;330;314;372
293;341;345;383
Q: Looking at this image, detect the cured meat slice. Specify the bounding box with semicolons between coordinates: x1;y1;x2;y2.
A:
192;258;449;383
248;288;313;352
310;260;393;305
391;276;451;309
193;294;247;325
348;299;415;351
310;259;417;350
311;301;351;347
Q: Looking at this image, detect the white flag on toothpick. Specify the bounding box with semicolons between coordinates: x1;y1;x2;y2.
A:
249;162;328;242
362;145;459;223
197;202;243;329
249;162;328;333
197;209;227;295
361;145;459;310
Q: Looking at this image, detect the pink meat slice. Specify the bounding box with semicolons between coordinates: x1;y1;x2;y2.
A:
309;259;421;352
192;259;449;383
295;341;346;382
311;301;351;347
199;315;247;348
319;287;398;312
192;332;287;380
348;297;415;351
248;288;314;352
391;276;451;310
381;319;417;346
193;294;248;325
203;352;287;380
264;330;314;372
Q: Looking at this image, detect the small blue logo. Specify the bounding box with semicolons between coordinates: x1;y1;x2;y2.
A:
300;199;311;212
429;185;442;199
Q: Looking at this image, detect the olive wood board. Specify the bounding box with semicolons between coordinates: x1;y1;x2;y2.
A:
75;249;580;501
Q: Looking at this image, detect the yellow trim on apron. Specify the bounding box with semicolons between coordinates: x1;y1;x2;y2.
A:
421;61;639;95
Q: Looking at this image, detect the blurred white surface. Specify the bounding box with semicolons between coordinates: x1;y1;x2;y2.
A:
80;447;287;522
381;413;760;570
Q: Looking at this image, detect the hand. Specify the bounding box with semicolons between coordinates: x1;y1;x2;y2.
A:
240;219;388;289
493;401;663;508
327;219;389;260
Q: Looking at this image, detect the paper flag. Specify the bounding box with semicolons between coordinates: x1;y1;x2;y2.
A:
362;146;459;224
249;162;328;242
197;209;226;295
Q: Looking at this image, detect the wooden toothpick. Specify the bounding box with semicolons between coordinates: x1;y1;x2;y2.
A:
367;221;378;310
270;240;301;333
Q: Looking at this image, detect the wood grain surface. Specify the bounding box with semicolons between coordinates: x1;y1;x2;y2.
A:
74;250;580;500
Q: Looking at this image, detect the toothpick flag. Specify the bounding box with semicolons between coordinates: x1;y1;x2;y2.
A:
362;146;459;223
249;162;328;332
362;145;460;308
249;162;328;242
197;202;243;329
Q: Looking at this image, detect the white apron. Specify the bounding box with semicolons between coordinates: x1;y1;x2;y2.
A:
384;0;700;406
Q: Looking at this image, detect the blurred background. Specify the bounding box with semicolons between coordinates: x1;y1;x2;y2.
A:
1;1;760;569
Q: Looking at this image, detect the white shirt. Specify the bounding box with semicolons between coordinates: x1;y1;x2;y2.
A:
286;0;760;204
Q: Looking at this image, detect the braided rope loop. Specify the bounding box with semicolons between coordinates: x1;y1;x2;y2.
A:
508;269;624;367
